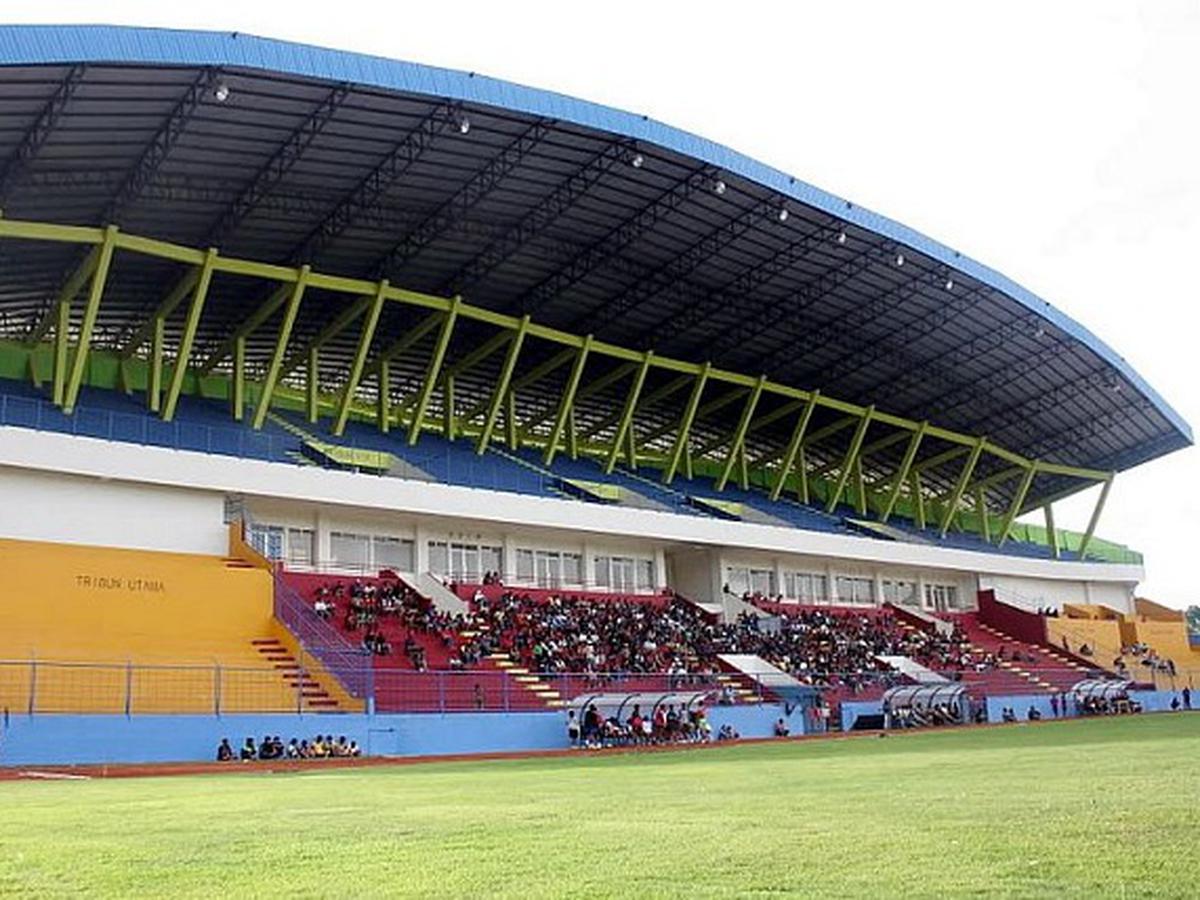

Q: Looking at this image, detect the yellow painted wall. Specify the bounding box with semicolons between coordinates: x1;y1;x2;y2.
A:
0;537;342;713
1046;616;1123;661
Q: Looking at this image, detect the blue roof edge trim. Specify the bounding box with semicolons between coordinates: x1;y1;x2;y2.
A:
0;23;1190;448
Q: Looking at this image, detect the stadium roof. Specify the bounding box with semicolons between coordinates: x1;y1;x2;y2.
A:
0;24;1190;522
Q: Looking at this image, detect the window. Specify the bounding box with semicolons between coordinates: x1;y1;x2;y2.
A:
636;559;654;592
562;553;583;586
882;579;917;607
286;528;314;566
249;524;284;560
836;576;875;605
428;541;448;576
724;566;750;596
516;549;534;581
924;583;961;611
373;537;414;572
481;545;503;576
749;568;776;597
330;532;369;569
783;572;827;603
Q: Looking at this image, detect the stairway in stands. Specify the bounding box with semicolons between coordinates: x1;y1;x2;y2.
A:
251;638;339;710
942;612;1092;693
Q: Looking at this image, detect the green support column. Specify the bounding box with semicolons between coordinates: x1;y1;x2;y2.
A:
879;423;926;523
998;464;1038;546
1077;475;1114;560
33;244;100;348
444;374;456;440
938;437;986;536
199;283;291;375
307;347;320;423
605;351;653;474
407;297;460;445
119;268;200;360
738;442;749;490
231;336;245;421
377;359;390;433
626;419;639;471
853;456;867;515
53;295;70;405
910;470;926;530
683;442;693;481
1044;502;1059;559
148;316;165;413
825;406;874;513
796;446;809;504
62;225;119;413
663;362;710;485
476;316;529;455
770;392;819;501
162;249;219;423
716;374;766;492
505;390;518;449
333;280;388;436
976;487;992;542
252;266;310;430
543;336;592;466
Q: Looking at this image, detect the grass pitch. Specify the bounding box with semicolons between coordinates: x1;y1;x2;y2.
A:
1;715;1198;898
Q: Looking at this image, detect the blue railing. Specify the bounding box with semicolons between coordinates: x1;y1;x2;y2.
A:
272;570;374;703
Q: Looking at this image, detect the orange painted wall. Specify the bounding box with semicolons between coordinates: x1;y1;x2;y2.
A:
0;536;273;664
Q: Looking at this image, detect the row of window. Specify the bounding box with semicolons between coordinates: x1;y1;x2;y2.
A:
725;565;963;609
248;526;655;590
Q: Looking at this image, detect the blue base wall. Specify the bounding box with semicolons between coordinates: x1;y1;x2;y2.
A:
0;704;797;767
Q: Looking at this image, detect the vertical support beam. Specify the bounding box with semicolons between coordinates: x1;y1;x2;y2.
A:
231;335;245;421
853;455;867;515
476;317;529;455
976;487;992;543
663;362;710;485
825;406;874;513
605;351;653;474
1077;475;1114;560
148;316;165;413
306;347;319;423
162;248;219;423
505;390;518;449
737;442;749;490
998;464;1037;547
1044;502;1059;559
377;359;390;433
879;422;926;523
566;407;578;459
626;422;639;471
938;437;986;536
251;266;309;430
770;391;819;501
444;373;456;440
716;374;766;492
333;280;388;436
408;297;460;445
910;470;926;530
543;335;592;466
62;225;119;413
53;295;70;406
796;446;809;504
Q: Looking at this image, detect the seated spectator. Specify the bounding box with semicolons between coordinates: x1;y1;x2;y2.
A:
717;723;739;741
773;718;790;737
240;737;257;761
1028;706;1042;721
216;738;234;762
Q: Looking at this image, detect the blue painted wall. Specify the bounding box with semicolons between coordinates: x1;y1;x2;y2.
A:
0;703;795;767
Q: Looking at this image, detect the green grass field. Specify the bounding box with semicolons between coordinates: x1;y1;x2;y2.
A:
1;715;1198;898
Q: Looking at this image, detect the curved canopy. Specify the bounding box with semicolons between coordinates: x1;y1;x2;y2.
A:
883;683;968;709
0;25;1189;513
1070;679;1132;701
570;691;714;717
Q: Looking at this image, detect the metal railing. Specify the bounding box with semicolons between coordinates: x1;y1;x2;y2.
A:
273;570;374;701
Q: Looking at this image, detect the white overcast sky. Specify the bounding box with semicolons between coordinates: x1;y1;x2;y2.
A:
6;1;1198;607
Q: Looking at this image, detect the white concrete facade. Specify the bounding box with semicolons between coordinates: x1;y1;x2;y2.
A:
0;427;1142;613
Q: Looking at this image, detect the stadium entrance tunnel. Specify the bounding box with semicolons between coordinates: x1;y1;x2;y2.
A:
882;684;970;729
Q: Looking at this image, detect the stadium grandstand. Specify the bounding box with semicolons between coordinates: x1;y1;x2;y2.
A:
0;24;1195;765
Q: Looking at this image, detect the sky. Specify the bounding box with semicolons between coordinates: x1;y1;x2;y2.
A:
5;1;1198;607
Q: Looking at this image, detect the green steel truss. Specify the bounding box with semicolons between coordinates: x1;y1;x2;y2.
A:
0;215;1119;550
